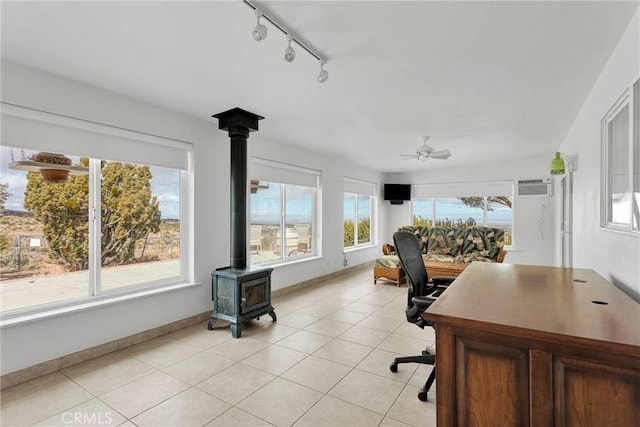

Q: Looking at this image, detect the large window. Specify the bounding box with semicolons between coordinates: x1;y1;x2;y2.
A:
250;158;319;265
0;104;192;316
343;178;376;249
412;182;513;244
601;79;639;233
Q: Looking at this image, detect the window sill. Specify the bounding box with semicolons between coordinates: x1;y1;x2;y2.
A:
600;226;640;238
343;244;377;254
0;281;202;328
252;255;323;269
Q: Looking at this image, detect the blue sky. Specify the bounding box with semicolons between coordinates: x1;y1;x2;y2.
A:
343;193;372;222
413;197;512;227
250;183;313;224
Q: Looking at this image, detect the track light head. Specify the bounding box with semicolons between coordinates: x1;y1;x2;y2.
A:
284;46;296;62
317;60;329;83
252;24;267;41
284;35;296;62
252;10;267;41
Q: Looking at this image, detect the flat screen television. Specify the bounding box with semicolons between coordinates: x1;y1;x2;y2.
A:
384;184;411;204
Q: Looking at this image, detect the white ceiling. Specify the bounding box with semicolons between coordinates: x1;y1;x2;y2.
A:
1;1;638;173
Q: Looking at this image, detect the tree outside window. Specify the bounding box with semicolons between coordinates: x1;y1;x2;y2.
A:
344;192;373;248
413;196;513;244
1;146;185;313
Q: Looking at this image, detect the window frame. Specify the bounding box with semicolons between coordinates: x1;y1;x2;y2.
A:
343;192;375;249
343;178;377;250
249;158;320;266
409;180;516;249
1;103;194;320
600;79;639;234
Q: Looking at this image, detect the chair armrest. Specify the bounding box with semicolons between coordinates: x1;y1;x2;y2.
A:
412;296;436;307
432;276;456;286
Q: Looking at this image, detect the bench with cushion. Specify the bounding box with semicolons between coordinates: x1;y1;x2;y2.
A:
373;225;506;286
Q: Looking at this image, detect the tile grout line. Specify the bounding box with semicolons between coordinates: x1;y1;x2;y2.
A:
4;271;433;427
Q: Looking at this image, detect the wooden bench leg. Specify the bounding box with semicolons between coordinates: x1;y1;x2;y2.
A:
373;266;403;287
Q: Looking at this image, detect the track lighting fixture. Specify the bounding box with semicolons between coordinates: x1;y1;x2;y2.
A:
284;34;296;62
244;0;329;84
252;9;268;41
317;60;329;83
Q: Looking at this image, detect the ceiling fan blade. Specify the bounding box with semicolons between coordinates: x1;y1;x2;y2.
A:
430;149;451;159
399;154;418;158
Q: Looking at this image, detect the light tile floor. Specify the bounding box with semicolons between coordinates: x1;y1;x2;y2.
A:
1;269;437;427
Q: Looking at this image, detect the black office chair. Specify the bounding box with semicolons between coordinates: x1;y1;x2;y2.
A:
389;231;455;401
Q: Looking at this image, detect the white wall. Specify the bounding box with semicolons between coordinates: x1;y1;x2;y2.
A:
383;155;557;266
557;10;640;300
0;63;383;374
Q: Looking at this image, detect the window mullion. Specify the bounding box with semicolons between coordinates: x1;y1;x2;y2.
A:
607;124;614;224
180;168;190;282
629;87;635;231
281;184;286;260
354;195;358;246
633;78;640;231
431;198;436;224
88;159;101;296
483;197;488;226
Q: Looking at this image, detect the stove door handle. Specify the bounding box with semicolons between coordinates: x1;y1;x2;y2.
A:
240;297;246;307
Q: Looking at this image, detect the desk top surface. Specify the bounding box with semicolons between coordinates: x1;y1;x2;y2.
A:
423;263;640;350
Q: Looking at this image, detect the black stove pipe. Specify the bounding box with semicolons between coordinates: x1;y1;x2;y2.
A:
229;126;248;268
213;108;264;269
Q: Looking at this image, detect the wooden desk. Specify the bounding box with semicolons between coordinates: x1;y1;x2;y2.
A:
423;263;640;427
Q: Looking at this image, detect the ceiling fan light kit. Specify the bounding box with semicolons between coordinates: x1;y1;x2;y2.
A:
400;136;452;161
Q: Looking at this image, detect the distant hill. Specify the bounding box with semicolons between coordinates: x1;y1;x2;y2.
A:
1;210;33;217
1;210;180;222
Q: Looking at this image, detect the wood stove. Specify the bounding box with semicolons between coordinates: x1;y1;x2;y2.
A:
210;266;275;338
208;108;275;338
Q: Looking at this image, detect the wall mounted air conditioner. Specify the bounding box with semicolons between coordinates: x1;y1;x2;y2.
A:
516;178;552;196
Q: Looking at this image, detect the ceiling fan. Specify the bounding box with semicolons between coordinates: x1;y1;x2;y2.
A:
400;136;451;161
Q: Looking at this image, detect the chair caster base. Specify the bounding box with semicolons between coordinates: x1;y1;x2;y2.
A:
418;387;428;402
390;363;398;373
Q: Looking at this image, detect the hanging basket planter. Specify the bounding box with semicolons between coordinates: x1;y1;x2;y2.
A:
31;152;72;183
8;151;88;184
40;168;71;183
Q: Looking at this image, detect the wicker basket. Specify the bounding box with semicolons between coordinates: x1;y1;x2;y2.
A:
373;265;405;287
425;261;467;278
